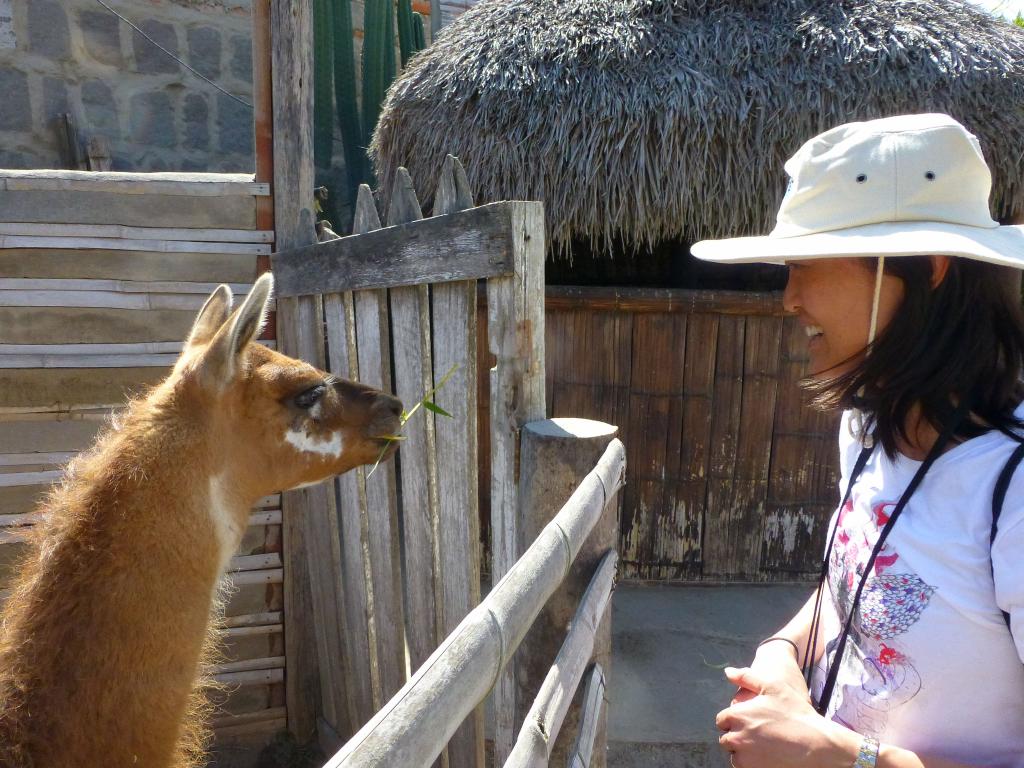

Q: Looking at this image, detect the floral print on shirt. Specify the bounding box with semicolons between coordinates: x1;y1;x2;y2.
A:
818;494;936;736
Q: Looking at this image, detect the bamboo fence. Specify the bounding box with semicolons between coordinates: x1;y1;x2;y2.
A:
324;438;624;768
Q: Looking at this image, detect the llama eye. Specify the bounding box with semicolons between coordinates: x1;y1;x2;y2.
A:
293;384;326;410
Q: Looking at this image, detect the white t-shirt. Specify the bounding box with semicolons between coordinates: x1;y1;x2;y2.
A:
810;409;1024;767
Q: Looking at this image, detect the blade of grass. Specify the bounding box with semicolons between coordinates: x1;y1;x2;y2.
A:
400;362;459;424
699;654;735;670
421;400;452;418
366;363;460;478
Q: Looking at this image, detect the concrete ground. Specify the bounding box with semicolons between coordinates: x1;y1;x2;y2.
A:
607;583;811;768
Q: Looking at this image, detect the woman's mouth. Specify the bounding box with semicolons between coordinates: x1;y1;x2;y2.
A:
805;324;824;349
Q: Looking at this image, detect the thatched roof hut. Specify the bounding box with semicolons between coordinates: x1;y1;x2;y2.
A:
372;0;1024;257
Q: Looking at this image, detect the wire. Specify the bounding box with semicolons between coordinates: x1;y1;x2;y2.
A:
92;0;254;110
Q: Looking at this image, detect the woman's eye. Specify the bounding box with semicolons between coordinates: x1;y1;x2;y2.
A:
294;385;326;410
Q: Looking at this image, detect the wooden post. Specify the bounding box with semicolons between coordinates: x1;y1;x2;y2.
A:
86;138;112;172
488;200;546;765
515;418;620;768
54;114;84;170
252;0;275;245
270;0;331;743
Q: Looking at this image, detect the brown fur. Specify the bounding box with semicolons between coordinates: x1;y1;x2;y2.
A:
0;276;401;767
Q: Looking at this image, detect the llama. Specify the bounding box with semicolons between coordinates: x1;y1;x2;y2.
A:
0;274;402;767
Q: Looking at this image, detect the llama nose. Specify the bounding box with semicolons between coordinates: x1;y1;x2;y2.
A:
370;393;403;435
376;393;403;418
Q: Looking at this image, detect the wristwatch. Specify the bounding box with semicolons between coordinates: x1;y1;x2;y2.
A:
854;736;880;768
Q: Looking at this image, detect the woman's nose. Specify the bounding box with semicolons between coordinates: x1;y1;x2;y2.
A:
782;269;800;314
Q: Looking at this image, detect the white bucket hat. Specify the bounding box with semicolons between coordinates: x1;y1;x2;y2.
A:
690;113;1024;268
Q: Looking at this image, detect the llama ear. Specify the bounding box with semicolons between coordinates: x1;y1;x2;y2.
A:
186;284;233;348
195;273;274;389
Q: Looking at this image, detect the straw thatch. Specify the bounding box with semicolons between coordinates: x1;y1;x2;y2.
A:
371;0;1024;256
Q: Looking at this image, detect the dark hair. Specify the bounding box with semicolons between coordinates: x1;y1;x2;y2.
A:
804;256;1024;457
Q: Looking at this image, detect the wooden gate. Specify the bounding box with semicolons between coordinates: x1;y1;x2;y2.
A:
271;156;545;764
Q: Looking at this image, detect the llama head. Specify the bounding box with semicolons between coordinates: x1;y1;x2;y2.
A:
174;273;403;498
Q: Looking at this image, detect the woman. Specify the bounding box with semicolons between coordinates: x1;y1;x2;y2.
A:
691;114;1024;767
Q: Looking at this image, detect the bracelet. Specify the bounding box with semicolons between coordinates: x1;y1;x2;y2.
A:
756;636;800;659
854;736;879;768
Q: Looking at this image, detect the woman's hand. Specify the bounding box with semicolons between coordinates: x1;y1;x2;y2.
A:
716;665;859;768
730;640;809;706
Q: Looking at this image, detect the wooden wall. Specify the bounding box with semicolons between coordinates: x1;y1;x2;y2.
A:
0;170;288;753
543;287;841;582
479;285;841;584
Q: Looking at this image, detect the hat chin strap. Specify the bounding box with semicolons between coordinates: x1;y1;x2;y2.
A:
853;256;887;446
867;255;886;347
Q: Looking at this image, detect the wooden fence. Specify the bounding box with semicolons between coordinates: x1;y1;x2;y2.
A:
474;287;842;584
0;169;290;748
542;287;841;582
271;155;546;765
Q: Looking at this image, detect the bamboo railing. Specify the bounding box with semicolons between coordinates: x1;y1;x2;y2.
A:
325;437;625;768
568;665;607;768
505;551;616;767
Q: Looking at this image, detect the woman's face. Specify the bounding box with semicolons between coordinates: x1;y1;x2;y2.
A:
782;257;905;379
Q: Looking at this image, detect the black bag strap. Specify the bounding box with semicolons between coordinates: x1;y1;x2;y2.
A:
802;441;874;687
991;440;1024;633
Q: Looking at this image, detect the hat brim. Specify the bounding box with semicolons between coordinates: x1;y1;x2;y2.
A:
690;221;1024;268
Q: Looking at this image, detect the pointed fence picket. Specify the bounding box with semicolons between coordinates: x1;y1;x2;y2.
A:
429;160;486;768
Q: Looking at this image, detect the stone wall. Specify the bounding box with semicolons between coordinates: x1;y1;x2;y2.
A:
0;0;478;194
438;0;480;28
0;0;254;172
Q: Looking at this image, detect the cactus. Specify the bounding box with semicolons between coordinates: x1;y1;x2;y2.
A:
397;0;415;66
412;11;426;50
384;0;397;95
313;0;335;170
331;0;364;195
315;0;430;217
361;0;391;164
